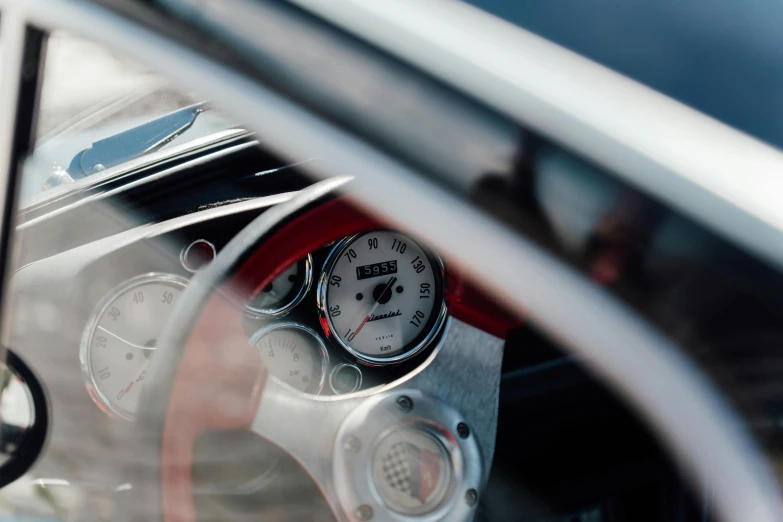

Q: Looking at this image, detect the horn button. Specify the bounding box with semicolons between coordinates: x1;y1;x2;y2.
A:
333;390;482;521
371;428;452;515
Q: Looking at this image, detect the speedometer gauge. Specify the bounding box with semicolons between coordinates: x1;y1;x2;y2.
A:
80;273;188;420
318;231;446;365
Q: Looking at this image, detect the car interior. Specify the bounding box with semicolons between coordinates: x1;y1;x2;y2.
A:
1;2;782;522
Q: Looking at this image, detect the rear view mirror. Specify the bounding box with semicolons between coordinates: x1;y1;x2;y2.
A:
0;351;47;488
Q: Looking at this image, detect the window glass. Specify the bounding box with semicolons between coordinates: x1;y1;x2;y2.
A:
22;31;236;206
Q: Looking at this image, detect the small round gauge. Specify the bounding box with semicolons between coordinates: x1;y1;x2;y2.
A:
250;323;329;394
318;231;446;365
245;255;313;317
80;273;188;421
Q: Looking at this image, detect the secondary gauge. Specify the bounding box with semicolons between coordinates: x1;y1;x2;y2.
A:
250;322;329;394
80;273;188;421
245;254;313;318
318;231;446;365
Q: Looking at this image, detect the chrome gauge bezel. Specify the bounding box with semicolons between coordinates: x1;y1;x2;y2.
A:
244;254;313;318
249;321;330;395
179;239;217;273
317;232;447;366
79;272;189;421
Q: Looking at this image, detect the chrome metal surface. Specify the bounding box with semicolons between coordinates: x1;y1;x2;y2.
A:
250;319;500;521
330;363;363;395
79;272;189;421
317;233;447;366
294;0;783;275
245;253;313;318
249;321;329;395
21;128;249;212
74;103;205;178
18;139;256;230
179;239;216;273
14;192;295;278
334;390;482;522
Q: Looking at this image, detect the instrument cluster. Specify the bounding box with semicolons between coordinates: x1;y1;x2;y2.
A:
80;230;448;421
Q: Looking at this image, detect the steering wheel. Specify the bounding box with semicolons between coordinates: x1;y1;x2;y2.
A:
138;178;503;522
139;175;783;522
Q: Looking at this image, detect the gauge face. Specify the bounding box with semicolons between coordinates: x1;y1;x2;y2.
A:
246;255;312;317
250;323;328;394
319;231;446;365
81;273;188;420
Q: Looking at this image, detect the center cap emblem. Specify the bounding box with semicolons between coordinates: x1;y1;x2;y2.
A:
371;428;452;515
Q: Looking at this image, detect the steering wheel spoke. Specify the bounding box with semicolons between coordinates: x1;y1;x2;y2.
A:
249;377;357;490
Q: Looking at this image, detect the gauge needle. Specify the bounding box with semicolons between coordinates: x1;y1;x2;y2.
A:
124;359;151;394
97;327;155;351
353;276;397;336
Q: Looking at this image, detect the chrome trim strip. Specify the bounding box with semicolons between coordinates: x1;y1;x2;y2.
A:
17;140;256;230
21;128;251;212
293;0;783;274
12;192;296;277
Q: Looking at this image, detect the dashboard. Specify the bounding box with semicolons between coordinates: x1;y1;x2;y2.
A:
78;227;449;422
7;171;524;522
9;126;771;522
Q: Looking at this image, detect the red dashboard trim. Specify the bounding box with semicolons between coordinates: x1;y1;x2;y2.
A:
161;195;522;522
232;196;523;339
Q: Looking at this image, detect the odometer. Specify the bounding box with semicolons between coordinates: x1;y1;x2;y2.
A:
318;231;446;365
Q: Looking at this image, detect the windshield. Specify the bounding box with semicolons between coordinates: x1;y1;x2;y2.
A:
20;31;236;206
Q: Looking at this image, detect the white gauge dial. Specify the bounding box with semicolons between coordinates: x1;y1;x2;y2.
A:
81;273;188;420
250;323;328;394
245;255;312;317
319;231;445;365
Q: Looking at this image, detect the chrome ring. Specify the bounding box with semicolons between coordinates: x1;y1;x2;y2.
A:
317;232;447;366
249;321;329;395
329;363;363;395
179;239;216;273
245;253;313;318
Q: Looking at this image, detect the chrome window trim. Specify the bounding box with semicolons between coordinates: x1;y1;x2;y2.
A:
294;0;783;275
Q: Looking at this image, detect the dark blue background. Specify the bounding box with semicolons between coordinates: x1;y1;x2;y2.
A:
467;0;783;149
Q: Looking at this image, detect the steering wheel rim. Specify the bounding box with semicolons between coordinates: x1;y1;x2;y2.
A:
138;175;783;522
138;177;360;521
140;176;504;522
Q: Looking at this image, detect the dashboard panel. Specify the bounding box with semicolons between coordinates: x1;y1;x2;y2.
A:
12;197;467;428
